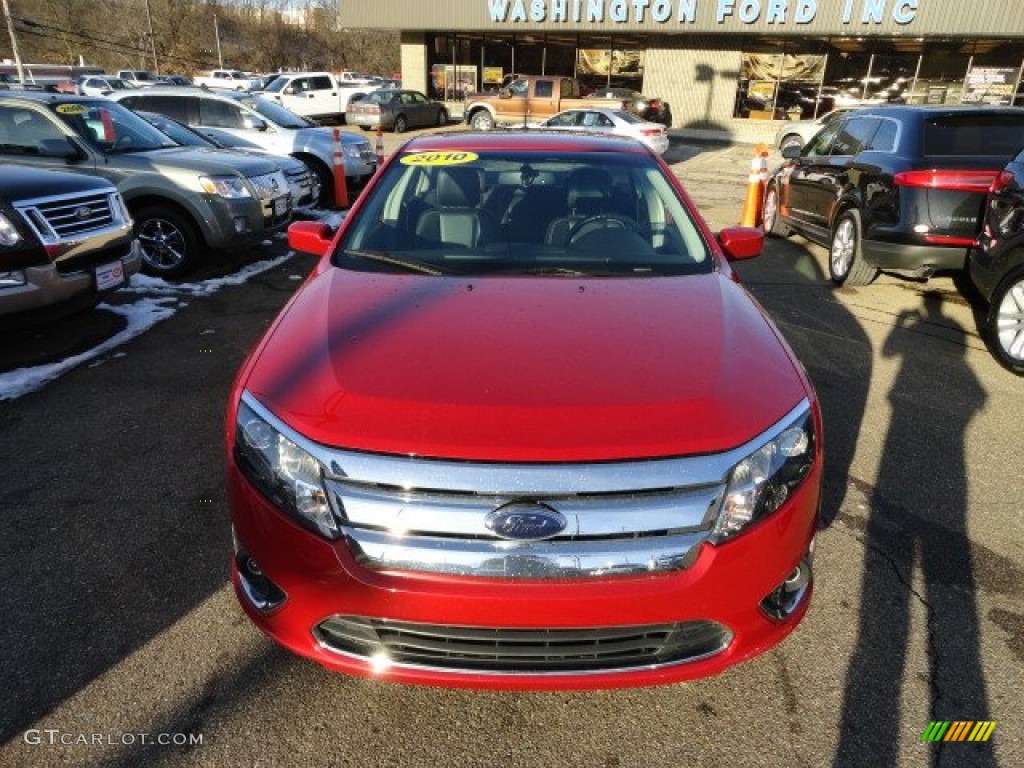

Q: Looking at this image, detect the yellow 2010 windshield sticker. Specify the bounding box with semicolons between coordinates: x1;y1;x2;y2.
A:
400;151;479;167
55;103;88;115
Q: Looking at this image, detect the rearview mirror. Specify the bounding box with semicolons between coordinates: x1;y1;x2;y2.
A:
717;227;763;261
288;220;336;257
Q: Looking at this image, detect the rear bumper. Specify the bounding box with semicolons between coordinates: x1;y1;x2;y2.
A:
861;238;970;274
227;458;821;690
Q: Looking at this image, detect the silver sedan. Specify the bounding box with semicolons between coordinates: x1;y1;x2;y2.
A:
537;108;670;155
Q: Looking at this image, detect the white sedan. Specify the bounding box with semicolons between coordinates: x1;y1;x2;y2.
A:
75;76;137;96
537;108;670;155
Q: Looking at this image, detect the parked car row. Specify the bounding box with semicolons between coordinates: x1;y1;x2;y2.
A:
762;103;1024;375
0;85;380;324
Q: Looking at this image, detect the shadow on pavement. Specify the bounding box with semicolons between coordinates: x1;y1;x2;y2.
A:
834;291;997;768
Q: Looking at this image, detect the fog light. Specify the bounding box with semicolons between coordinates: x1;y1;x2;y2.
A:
233;216;249;233
760;556;812;621
233;535;286;612
0;270;27;288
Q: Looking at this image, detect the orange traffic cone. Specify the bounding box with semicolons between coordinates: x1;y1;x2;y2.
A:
375;126;385;162
740;144;771;227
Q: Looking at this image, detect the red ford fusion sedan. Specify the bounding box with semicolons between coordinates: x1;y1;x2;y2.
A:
226;132;822;690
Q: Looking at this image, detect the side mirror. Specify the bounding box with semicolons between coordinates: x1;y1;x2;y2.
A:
717;227;763;261
38;137;85;162
288;220;335;257
498;87;511;99
781;144;801;159
283;86;295;95
242;115;268;132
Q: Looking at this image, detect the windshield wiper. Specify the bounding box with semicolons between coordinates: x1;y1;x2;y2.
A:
342;248;452;276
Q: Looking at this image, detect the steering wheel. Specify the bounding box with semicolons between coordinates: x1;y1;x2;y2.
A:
567;214;641;245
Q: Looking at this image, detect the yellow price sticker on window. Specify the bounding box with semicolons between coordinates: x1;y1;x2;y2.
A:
400;151;479;167
55;103;88;115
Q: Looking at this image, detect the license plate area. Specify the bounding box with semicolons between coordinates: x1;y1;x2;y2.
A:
95;260;126;291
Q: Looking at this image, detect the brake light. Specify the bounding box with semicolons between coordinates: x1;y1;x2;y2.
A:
990;170;1015;194
893;169;999;193
641;128;663;136
649;99;661;109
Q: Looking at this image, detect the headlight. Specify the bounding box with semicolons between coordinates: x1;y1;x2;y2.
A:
343;142;369;159
198;175;252;199
234;399;339;539
0;212;22;246
711;406;816;544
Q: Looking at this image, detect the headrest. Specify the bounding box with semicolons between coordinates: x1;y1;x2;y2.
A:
568;167;611;209
436;167;483;208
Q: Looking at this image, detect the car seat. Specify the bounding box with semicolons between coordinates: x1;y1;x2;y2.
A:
414;167;497;249
544;167;614;246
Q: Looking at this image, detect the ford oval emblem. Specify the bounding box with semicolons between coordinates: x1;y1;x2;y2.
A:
74;206;93;220
485;502;566;541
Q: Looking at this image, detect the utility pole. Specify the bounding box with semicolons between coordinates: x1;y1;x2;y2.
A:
143;0;160;74
1;0;26;84
214;13;223;69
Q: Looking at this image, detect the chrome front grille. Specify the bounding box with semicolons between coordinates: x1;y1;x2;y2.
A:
15;191;119;243
248;171;289;202
314;616;732;674
325;479;719;578
241;394;810;581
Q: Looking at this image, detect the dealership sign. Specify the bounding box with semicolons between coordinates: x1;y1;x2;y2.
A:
487;0;920;25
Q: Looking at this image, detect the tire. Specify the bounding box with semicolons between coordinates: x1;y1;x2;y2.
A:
661;105;673;128
359;125;371;131
393;114;408;134
298;156;335;208
985;264;1024;375
133;206;200;278
762;184;791;237
469;110;495;131
780;134;803;152
829;210;877;287
437;108;448;127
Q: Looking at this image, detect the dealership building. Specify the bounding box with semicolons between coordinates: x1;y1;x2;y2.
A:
338;0;1024;141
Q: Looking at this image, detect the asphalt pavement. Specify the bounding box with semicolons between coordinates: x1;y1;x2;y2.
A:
0;128;1020;768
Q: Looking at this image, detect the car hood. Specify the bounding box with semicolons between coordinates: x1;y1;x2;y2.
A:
244;271;808;462
116;146;280;176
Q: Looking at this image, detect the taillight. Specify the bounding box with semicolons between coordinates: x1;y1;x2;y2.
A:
649;99;661;109
641;128;663;136
990;170;1015;195
893;169;999;193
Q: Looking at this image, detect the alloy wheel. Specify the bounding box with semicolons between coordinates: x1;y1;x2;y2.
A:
137;217;187;272
994;275;1024;363
830;218;856;279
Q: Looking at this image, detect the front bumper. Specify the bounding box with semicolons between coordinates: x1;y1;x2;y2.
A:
0;238;142;324
227;456;820;690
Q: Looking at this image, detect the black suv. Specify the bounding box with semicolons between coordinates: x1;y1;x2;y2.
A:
971;146;1024;375
763;105;1024;286
0;165;140;327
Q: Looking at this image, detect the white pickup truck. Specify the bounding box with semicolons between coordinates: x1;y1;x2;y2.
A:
193;69;258;91
261;72;377;122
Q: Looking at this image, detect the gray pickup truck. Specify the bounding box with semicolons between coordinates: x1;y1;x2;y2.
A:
0;92;293;277
0;165;140;327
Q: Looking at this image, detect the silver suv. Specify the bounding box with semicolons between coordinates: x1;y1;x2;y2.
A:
113;87;377;206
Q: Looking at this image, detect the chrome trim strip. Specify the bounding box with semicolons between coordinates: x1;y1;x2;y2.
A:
345;528;706;578
241;391;811;495
313;621;734;677
326;480;722;537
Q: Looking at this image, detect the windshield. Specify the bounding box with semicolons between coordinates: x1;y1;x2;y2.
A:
51;101;178;153
336;149;711;277
362;91;398;104
232;94;314;128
